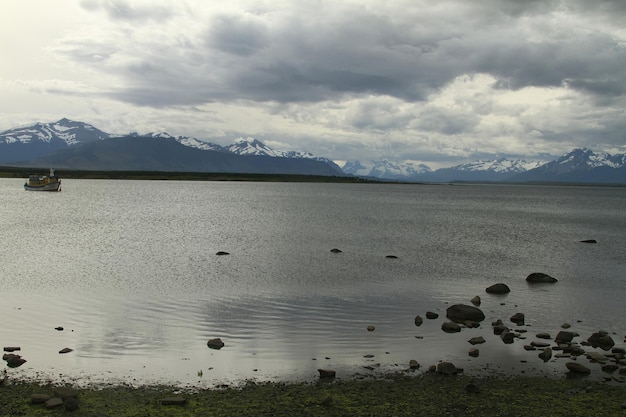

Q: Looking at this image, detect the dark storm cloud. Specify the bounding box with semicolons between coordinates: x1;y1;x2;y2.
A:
62;1;625;110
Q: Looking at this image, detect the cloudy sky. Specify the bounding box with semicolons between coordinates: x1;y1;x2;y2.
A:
1;0;625;168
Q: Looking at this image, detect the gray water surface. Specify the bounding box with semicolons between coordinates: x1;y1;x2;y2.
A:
2;179;625;387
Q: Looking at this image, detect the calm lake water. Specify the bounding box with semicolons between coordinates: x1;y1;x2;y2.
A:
1;178;625;387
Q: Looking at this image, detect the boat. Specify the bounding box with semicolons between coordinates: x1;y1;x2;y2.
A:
24;169;62;191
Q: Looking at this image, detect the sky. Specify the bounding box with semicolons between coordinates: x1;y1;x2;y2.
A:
1;0;625;168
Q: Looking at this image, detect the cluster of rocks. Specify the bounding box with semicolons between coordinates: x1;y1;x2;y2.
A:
30;387;80;411
3;328;74;369
3;347;26;368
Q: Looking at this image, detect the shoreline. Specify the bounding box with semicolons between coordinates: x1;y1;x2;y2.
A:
2;370;626;416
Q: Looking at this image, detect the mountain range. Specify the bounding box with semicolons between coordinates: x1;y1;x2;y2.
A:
1;118;625;183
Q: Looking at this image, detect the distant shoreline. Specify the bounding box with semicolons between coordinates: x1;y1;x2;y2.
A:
2;167;626;186
0;167;380;183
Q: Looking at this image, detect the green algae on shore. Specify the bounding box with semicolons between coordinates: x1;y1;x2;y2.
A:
2;373;625;417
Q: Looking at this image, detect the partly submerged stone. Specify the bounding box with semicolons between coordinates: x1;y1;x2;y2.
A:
587;332;615;351
446;304;485;323
510;313;525;326
207;338;225;350
486;283;511;294
441;322;461;333
526;272;558;283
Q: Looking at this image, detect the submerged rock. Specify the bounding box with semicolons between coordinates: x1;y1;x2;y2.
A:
425;311;439;319
215;251;230;256
580;239;597;243
330;248;342;253
470;295;481;306
414;316;423;327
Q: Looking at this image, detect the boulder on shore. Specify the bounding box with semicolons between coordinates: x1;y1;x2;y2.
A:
526;272;558;283
566;362;591;374
436;362;459;375
446;304;485;323
318;369;336;378
486;283;511;294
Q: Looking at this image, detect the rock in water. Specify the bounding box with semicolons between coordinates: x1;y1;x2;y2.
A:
555;331;576;343
485;283;511;294
538;348;552;362
425;311;439;319
441;322;461;333
207;338;225;350
414;315;423;326
468;336;486;345
526;272;558;283
587;332;615;351
446;304;485;323
510;313;525;326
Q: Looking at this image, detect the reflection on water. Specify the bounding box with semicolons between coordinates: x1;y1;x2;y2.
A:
1;179;626;386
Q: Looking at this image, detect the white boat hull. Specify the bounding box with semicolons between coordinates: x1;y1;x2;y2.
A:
24;182;61;191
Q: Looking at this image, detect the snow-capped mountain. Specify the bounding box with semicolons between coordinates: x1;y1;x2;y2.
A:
143;131;225;152
451;158;544;173
0;118;110;163
342;159;431;180
224;137;342;170
0;119;343;175
510;148;626;183
0;118;109;146
417;158;544;182
226;137;282;156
